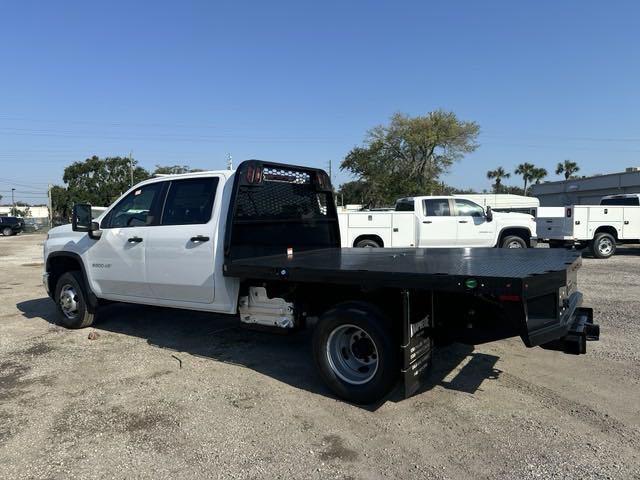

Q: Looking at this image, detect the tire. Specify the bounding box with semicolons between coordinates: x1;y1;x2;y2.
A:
590;233;616;259
501;235;527;249
354;238;381;248
312;302;399;404
2;227;13;236
54;271;96;328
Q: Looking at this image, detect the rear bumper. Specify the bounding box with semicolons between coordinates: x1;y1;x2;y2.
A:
525;291;599;354
540;307;599;354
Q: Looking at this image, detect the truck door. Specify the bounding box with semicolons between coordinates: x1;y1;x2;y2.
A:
452;198;495;247
417;199;457;247
145;177;219;303
89;182;165;298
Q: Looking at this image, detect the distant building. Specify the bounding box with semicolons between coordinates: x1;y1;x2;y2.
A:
0;205;50;222
530;167;640;206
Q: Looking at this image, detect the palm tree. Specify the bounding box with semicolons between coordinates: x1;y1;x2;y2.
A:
514;162;536;195
531;167;548;185
556;159;580;180
486;167;511;193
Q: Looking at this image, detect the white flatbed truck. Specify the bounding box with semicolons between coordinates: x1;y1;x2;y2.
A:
43;160;598;404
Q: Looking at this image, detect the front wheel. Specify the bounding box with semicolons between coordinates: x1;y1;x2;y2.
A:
2;227;13;236
590;233;616;259
312;302;399;404
54;271;96;328
501;235;527;249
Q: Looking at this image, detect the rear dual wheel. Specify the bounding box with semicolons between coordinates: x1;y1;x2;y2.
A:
312;302;399;404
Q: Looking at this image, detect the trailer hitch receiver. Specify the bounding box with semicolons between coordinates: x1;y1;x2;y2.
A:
542;307;599;355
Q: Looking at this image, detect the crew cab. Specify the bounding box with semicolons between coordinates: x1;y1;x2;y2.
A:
339;196;537;249
536;194;640;258
43;160;598;404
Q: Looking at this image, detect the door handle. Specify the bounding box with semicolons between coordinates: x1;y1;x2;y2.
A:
423;220;432;224
190;235;210;243
458;220;468;224
624;220;630;225
127;236;143;243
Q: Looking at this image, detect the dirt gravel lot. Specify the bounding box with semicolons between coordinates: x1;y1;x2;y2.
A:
1;233;639;479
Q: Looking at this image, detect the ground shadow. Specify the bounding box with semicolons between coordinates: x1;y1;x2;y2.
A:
16;298;501;408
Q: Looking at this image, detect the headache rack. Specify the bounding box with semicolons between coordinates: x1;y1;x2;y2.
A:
224;160;340;261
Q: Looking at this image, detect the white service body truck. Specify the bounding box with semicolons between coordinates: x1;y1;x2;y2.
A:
339;196;537;249
536;194;640;259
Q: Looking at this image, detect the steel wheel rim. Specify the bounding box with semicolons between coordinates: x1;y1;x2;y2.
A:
2;228;11;236
598;238;613;255
507;240;523;248
326;324;379;385
59;284;79;319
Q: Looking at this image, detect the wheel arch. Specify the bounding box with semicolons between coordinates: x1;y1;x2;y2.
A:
352;234;384;248
497;227;532;247
593;225;618;240
46;252;99;308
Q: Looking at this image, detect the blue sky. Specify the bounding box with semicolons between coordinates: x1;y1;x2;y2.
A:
1;0;639;204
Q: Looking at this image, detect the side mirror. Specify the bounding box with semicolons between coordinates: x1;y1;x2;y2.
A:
72;203;97;232
485;206;493;222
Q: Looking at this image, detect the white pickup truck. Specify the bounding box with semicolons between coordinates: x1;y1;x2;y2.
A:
536;193;640;259
339;196;537;249
41;160;598;404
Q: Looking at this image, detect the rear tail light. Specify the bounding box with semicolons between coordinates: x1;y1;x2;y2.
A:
245;165;263;184
314;171;331;191
566;208;572;218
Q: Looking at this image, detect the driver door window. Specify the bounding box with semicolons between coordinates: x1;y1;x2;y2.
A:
103;183;163;228
453;199;494;247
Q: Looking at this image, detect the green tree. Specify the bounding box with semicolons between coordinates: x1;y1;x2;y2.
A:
153;164;204;175
531;167;548;185
51;185;72;222
336;180;368;206
63;155;150;207
9;205;31;217
555;159;580;180
340;110;480;206
514;162;537;195
486;167;511;193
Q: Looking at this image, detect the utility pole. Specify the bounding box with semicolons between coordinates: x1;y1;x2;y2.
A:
226;153;233;170
11;188;15;210
47;184;52;227
327;160;332;183
129;151;134;187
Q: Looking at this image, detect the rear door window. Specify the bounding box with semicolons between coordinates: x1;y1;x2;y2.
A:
423;199;451;216
601;197;639;206
161;177;219;225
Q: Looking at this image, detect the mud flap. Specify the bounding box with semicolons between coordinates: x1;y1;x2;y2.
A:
401;290;434;398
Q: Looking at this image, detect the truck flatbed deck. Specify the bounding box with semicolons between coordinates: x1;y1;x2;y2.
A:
224;247;581;292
